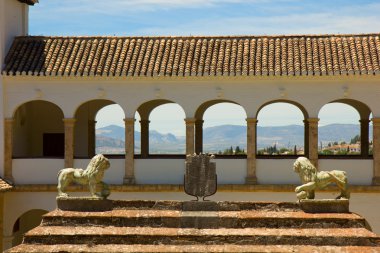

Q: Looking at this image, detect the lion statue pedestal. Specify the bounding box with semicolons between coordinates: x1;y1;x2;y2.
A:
293;157;350;213
57;154;111;199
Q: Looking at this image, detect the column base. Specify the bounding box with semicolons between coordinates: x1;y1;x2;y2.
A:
123;177;136;185
245;176;257;185
372;177;380;185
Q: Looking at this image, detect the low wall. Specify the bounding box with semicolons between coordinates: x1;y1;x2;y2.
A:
11;158;373;185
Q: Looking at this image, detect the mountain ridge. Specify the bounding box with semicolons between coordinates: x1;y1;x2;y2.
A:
96;124;370;154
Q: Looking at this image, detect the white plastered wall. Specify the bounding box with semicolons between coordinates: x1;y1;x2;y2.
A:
0;0;29;177
3;76;380;120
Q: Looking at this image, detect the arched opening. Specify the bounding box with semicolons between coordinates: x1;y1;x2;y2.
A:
13;101;64;158
135;100;186;156
74;100;125;157
318;100;372;157
149;104;186;154
197;101;247;155
256;102;306;156
12;209;48;247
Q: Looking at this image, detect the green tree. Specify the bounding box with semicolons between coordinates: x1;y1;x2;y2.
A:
350;135;360;144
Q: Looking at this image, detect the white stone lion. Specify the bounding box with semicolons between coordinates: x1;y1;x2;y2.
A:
57;154;110;198
293;157;350;200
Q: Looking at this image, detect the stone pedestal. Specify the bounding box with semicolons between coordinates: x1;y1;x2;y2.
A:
182;201;219;211
57;197;112;212
299;199;349;213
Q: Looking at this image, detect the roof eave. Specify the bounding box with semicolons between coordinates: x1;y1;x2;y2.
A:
18;0;39;6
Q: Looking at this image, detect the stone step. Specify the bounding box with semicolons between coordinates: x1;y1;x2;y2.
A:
58;199;303;212
23;226;380;246
41;209;367;229
6;244;380;253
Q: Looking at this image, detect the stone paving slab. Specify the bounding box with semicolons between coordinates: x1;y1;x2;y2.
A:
6;244;380;253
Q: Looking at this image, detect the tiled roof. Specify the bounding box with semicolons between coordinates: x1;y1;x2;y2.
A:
3;34;380;77
0;178;13;192
18;0;38;6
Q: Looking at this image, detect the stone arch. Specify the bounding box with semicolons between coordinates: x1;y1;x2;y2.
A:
136;99;186;156
318;99;372;157
195;99;247;154
74;99;125;157
256;99;309;119
12;100;65;158
11;209;48;247
256;100;308;156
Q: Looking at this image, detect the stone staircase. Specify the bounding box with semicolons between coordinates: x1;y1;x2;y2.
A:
6;200;380;253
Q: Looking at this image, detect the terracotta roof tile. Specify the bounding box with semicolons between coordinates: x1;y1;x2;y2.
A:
368;37;379;73
0;178;12;192
4;34;380;77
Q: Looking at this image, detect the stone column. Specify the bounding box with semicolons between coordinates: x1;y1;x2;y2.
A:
140;119;150;158
195;119;204;154
305;118;319;168
88;120;96;157
4;118;13;182
360;119;370;157
185;118;196;155
246;118;258;184
63;118;76;168
372;118;380;185
124;118;136;184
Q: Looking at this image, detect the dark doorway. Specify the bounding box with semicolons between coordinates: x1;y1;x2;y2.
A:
43;133;64;157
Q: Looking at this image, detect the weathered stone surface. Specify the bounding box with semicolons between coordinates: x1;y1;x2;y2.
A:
184;154;217;200
6;244;380;253
5;200;380;253
56;197;112;212
300;199;350;213
182;201;218;211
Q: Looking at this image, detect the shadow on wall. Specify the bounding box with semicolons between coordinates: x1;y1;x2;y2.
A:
12;209;48;247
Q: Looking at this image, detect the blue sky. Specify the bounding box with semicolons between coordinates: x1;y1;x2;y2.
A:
29;0;376;134
30;0;380;36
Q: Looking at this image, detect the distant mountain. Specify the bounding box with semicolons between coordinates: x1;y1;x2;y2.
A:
96;124;370;154
318;124;372;144
96;125;185;154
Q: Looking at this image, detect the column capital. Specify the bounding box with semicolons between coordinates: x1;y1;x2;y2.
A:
62;118;76;124
139;119;150;123
124;118;136;125
360;118;370;123
195;119;204;124
184;118;196;124
304;118;319;124
246;118;258;124
4;118;14;124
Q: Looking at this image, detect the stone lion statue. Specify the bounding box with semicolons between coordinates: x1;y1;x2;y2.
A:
57;154;111;198
293;157;350;200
